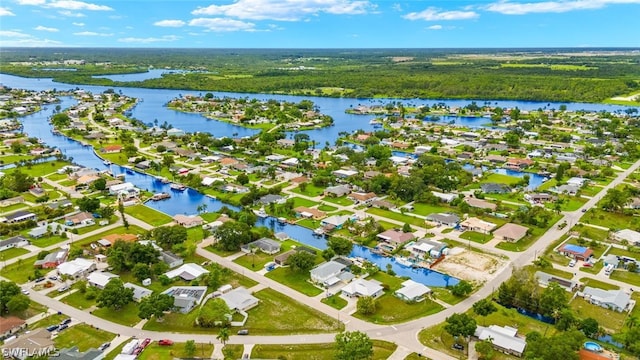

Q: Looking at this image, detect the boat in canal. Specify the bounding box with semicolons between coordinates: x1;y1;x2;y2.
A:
151;192;171;201
254;207;268;218
170;183;186;191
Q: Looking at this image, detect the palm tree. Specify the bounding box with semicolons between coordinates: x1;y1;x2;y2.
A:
625;315;639;328
216;327;230;346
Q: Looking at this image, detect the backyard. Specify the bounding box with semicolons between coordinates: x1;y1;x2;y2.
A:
570;297;627;333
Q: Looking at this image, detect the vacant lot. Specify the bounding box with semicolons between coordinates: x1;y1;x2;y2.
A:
434;247;504;283
53;324;114;352
570;297;626;333
251;340;396;360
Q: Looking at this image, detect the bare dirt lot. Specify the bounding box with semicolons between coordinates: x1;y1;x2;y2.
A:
433;247;506;284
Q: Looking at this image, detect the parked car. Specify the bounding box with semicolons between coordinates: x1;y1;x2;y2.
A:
58;285;69;293
49;276;57;281
158;339;173;346
21;289;29;295
140;338;151;348
46;325;59;332
237;329;249;335
60;318;72;325
58;324;68;331
569;259;576;267
452;343;464;351
35;277;45;283
98;343;111;351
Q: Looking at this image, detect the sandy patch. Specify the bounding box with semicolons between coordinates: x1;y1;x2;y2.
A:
433;247;505;284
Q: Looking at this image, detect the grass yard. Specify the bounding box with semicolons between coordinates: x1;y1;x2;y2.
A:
28;234;68;248
580;186;603;197
265;267;323;296
92;302;141;326
234;251;274;271
245;288;344;335
353;292;444;324
460;231;491;244
546;196;587;212
250;340;396;360
6;161;69;178
317;204;338;212
579;277;620;290
583;209;636;231
0;247;30;260
411;202;451;217
482;173;522;185
431;287;465;305
571;224;610;242
0;203;30;213
29;314;67;330
291;196;320;208
53;324;115;352
222;345;244;360
570;297;626;332
138;342;214;360
0;255;38;283
61;290;97;310
205;245;239;258
125;205;173;226
579;260;604;275
321;196;354;206
320;294;348;310
609;270;640;287
606;246;640;260
16;302;48;320
530;265;573;279
366;208;427;228
290;183;325;197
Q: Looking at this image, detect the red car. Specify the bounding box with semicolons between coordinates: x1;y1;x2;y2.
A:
158;339;173;346
141;338;151;349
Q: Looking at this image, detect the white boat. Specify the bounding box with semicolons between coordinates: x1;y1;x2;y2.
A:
103;160;111;166
170;183;186;191
395;257;412;267
277;217;287;224
253;207;268;218
313;227;325;236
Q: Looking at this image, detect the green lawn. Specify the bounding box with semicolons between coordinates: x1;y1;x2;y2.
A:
138;342;214;360
545;196;587;212
571;224;610;242
291;196;320;208
321;196;354;206
53;324;115;352
530;265;573;280
606;246;640;260
61;290;97;310
290;183;325;197
222;345;244;360
411;202;452;217
580;259;605;275
125;205;173;226
28;234;68;248
29;314;67;330
609;270;640;287
92;302;141;326
353;292;444;324
481;173;522;185
250;340;396;360
265;267;323;296
579;277;620;290
317;204;338;212
205;245;240;258
460;231;491;244
320;294;348;310
245;288;344;335
0;247;30;260
583;209;636;231
5;161;69;178
580;186;603;197
17;302;48;320
0;203;30;213
431;287;465;305
570;297;626;332
366;208;428;228
0;255;38;283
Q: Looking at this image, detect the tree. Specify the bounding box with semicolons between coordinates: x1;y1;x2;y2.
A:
2;169;34;193
450;280;473;297
0;281;21;314
472;299;497;323
555;308;577;331
97;278;133;310
580;318;600;339
196;298;231;328
627;261;638;273
213;221;252;251
97;205;115;219
357;296;377;315
184;340;196;358
92;178;107;191
77;196;101;213
327;237;353;256
287;251;316;273
444;313;477;339
475;339;495;360
402;223;412;233
132;263;153;282
538;282;568;317
237;173;249;185
6;294;30;314
217;327;230;346
138;293;174;320
151;226;188;249
334;331;373;360
123;144;138;157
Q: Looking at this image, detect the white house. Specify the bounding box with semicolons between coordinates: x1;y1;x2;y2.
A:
395;280;431;302
341;278;384;298
474;325;527;357
86;272;119;289
612;229;640;246
581;287;632;312
57;258;96;279
310;260;349;287
0;236;30;252
219;287;260;311
164;263;209;281
109;182;136;195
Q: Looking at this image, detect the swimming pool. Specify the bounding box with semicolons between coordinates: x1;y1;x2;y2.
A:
584;342;603;352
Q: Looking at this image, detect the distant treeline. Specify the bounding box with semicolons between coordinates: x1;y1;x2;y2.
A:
1;47;639;103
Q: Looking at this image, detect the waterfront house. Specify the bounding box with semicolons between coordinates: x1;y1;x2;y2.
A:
173;214;204;228
341;278;384;298
0;236;30;252
425;213;460;227
480;183;511;194
473;325;527;357
167;128;186;137
395;280;431;302
310;259;351;287
294;206;326;220
581;287;631;312
407;239;448;259
376;229;415;251
257;194;284;205
241;238;281;255
321;215;351;230
101;144;122;153
535;271;578;292
493;223;529;242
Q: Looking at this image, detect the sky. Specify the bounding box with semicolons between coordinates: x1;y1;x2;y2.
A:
1;0;639;48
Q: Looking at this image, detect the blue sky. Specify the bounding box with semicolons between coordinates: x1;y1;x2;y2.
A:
1;0;639;48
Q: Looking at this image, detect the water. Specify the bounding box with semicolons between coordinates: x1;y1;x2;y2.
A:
491;168;548;190
93;69;186;82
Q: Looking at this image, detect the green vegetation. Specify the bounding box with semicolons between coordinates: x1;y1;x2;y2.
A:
366;208;426;227
321;294;348;310
0;247;30;260
265;267;323;296
578;277;620;290
353;292;444;324
28;314;67;330
53;324;114;352
610;270;640;287
138;343;214;360
92;302;141;326
250;340;396;360
460;231;491;244
124;205;173;226
570;297;626;332
0;255;38;283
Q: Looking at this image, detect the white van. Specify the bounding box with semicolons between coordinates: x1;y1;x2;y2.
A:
568;259;576;267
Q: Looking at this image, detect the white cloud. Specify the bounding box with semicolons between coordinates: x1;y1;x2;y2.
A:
154;19;186;27
189;18;256;32
73;31;112;36
428;24;443;30
192;0;374;21
404;7;479;21
35;25;59;32
0;7;16;16
15;0;46;5
118;35;180;43
58;10;85;17
485;0;640;15
0;29;62;46
72;22;84;26
0;30;32;38
47;0;112;11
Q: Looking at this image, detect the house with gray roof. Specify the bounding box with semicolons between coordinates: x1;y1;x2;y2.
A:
219;287;259;311
474;325;527;357
124;282;152;302
535;271;578;292
310;260;350;287
56;346;103;360
241;238;281;255
341;278;384;298
257;194;284;205
425;213;460;227
395;280;431;303
480;183;511;194
160;251;183;268
581;287;632;312
323;184;351;197
0;236;29;252
162;286;207;313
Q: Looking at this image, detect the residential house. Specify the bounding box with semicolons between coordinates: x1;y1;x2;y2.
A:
0;236;30;252
173;214;204;228
1;210;37;224
603;254;621;269
347;192;378;205
164;263;209;281
407;239;448;259
480;183;511;194
101;145;122;153
124;283;153;302
567;177;589;188
473;325;527;357
57;258;96;279
56;346;104;360
551;184;581;195
463;197;497;211
277;139;295;147
524;193;556;203
64;212;95;227
485;154;507;164
395;280;431;302
581;287;631;312
109;182;137;196
321;215;351;230
310;260;351;287
333;169;358;178
294;206;326;220
162;286;207;313
460;217;497;234
281;158;299;167
535;271;578;292
241;238;281;255
505;158;534;170
432;191;457;203
28;223;64;239
34;249;68;268
257;194;284;205
376;229;415;251
166;128;186;137
86;272;119;289
161;251;183;268
324;184;351;197
99;233;138;246
557;244;593;261
425;213;460;227
0;328;55;360
341;278;384;298
219;287;260;312
0;316;26;340
493;223;529;242
612;229;640;246
371;199;396;210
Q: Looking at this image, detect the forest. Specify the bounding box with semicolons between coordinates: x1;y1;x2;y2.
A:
1;47;639;103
